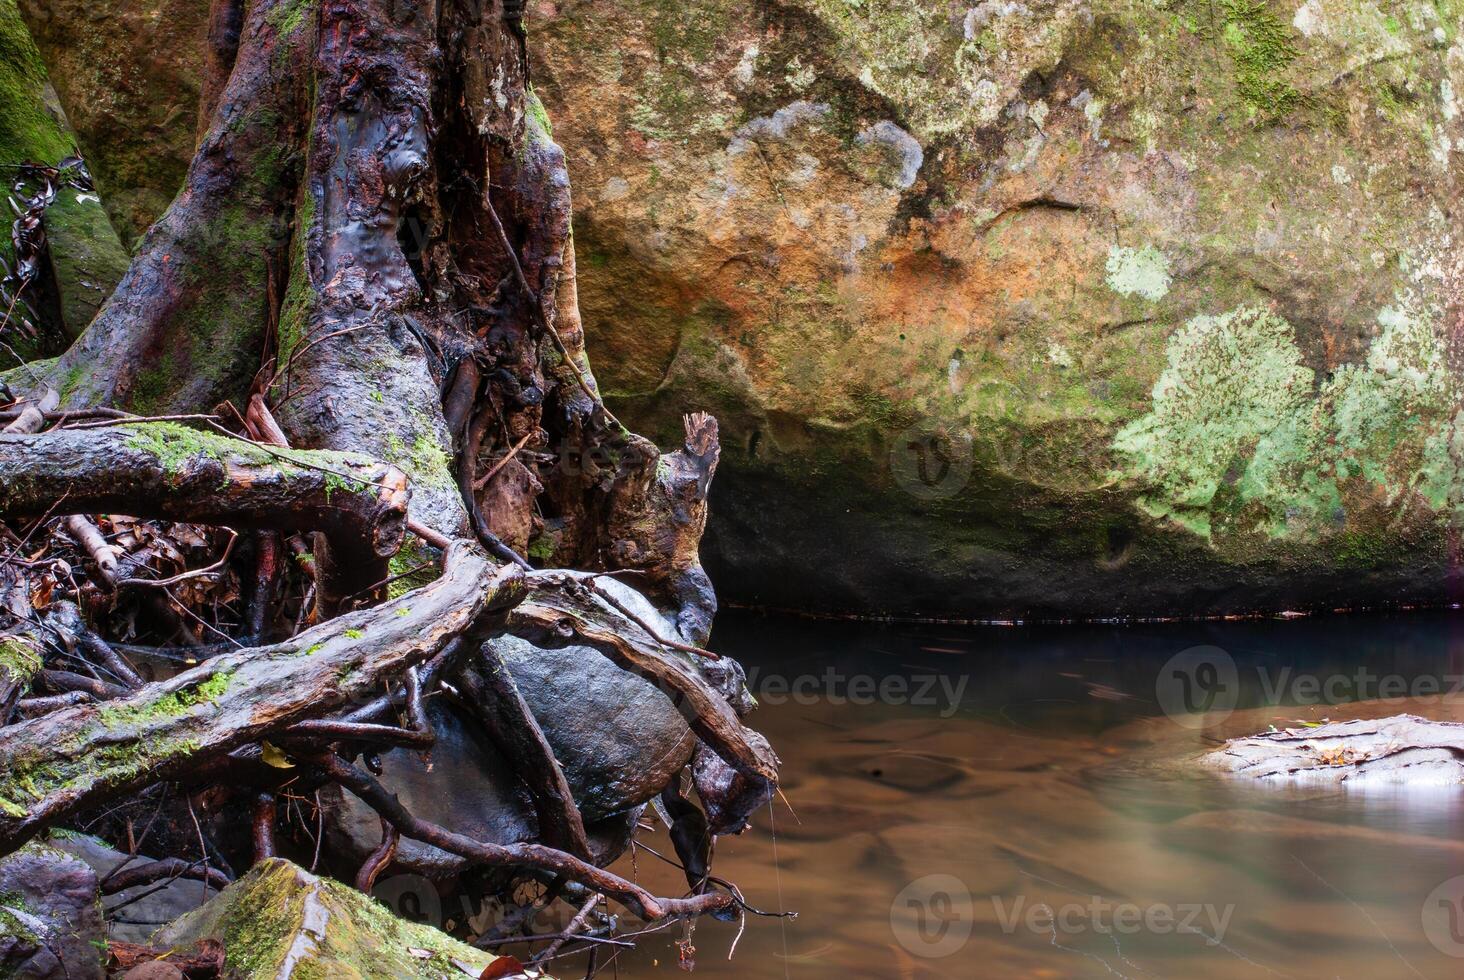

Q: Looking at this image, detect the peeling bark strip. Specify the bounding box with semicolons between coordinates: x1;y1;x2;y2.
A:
0;544;510;855
0;425;408;558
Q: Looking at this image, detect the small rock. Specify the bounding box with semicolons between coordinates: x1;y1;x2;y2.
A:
0;841;105;980
48;833;219;945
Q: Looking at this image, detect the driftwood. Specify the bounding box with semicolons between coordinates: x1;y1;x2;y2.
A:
1203;714;1464;784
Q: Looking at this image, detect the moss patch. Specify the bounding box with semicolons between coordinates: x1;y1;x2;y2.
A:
99;670;233;728
157;859;502;979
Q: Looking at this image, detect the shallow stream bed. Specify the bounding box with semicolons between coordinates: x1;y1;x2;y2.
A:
612;609;1464;977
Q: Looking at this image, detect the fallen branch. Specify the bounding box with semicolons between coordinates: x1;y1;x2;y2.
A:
313;751;733;922
0;425;410;561
0;543;518;855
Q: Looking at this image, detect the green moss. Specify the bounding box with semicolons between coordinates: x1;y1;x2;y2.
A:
387;538;438;600
527;532;556;563
386;415;454;491
162;860;499;979
526;88;553;138
323;471;366;501
123;421;238;473
0;0;72;167
130;352;176;414
1219;0;1301;119
99;670;233;728
343;629;364;640
266;0;315;38
0;635;40;686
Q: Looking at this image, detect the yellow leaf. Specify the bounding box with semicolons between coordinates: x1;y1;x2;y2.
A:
261;741;295;768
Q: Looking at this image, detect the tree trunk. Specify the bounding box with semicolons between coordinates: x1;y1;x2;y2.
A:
0;0;776;940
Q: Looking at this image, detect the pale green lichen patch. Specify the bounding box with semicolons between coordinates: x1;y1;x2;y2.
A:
1116;300;1460;539
0;635;40;686
1104;244;1171;301
1114;306;1312;536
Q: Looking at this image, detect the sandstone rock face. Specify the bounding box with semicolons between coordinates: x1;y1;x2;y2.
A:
0;0;128;347
17;0;206;243
531;0;1464;617
23;2;1464;616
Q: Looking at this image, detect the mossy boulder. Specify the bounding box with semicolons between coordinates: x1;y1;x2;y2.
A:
527;0;1464;616
154;858;517;979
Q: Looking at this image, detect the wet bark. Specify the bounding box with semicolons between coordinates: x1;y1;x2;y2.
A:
0;0;779;939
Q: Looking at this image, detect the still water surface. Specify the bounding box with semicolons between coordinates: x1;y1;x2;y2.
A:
610;609;1464;978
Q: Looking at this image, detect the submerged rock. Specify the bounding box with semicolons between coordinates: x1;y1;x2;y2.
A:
0;840;104;980
155;858;510;979
1203;714;1464;785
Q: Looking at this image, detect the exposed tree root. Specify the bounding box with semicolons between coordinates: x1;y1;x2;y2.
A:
0;0;784;964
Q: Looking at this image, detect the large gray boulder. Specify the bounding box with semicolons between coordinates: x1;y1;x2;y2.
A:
322;700;538;878
494;633;697;822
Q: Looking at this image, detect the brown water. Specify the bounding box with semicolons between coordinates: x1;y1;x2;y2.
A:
601;610;1464;978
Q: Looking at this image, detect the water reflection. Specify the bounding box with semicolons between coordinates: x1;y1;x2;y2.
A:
605;610;1464;978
